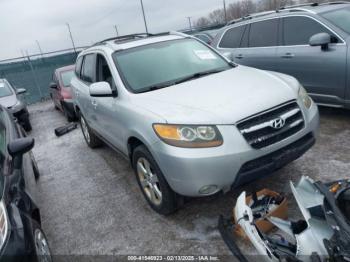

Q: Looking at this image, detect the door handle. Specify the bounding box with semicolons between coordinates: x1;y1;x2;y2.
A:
281;53;295;58
235;54;244;59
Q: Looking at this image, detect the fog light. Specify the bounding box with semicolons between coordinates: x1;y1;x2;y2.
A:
199;185;218;195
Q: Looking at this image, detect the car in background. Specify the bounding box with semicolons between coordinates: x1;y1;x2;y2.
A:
193;32;214;45
49;65;76;121
71;32;319;215
212;2;350;109
0;79;31;132
0;106;51;261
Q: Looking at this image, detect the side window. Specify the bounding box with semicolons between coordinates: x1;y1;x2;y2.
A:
219;25;246;48
283;16;338;46
240;25;249;48
75;56;83;78
249;19;279;47
81;54;96;83
96;54;116;90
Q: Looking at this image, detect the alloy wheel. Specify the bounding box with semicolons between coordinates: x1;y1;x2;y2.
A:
80;117;90;143
34;229;52;262
137;157;162;206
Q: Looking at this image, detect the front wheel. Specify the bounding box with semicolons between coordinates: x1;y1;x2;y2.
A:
31;222;52;262
132;145;180;215
79;114;102;148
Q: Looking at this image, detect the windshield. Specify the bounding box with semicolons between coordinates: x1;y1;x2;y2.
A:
113;38;231;93
0;81;13;98
60;70;75;87
321;7;350;34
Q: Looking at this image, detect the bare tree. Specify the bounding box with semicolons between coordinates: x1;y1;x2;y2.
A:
208;9;226;25
195;17;211;28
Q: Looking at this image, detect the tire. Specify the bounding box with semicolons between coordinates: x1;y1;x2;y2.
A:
30;152;40;180
79;114;102;148
22;117;32;132
132;145;180;215
30;221;52;262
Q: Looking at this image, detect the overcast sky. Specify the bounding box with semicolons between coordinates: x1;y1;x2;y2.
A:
0;0;228;60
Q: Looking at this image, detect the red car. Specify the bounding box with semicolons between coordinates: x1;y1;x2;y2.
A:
49;65;76;121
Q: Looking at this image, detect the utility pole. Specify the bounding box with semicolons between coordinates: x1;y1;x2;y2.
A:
35;40;44;59
25;50;43;99
187;17;193;32
223;0;228;23
114;25;119;36
140;0;149;34
66;23;77;54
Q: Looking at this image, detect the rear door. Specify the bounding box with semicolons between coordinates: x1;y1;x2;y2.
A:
237;18;280;71
217;18;280;71
276;15;347;105
74;54;97;127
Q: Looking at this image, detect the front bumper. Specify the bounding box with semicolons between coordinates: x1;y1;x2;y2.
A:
151;101;319;197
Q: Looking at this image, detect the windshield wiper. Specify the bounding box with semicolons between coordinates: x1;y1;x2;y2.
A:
137;83;172;93
137;68;227;93
173;69;226;85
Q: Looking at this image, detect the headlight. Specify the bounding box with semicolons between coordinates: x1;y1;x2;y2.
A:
153;124;223;148
0;200;9;250
298;85;312;109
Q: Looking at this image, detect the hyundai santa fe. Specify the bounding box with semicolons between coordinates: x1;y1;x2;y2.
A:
71;32;319;215
212;1;350;109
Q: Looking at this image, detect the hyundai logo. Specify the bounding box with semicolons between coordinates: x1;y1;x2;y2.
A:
271;117;285;129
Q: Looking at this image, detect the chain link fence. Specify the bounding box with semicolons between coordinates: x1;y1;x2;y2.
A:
0;47;87;104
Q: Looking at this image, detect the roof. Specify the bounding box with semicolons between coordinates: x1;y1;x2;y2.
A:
81;32;187;54
226;1;350;25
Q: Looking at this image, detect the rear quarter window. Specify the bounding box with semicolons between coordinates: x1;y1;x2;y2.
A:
219;25;246;48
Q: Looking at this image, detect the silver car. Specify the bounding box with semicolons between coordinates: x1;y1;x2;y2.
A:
0;79;31;131
71;32;319;214
212;2;350;109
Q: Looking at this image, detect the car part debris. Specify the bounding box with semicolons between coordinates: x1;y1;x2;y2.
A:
219;176;350;262
54;122;77;137
234;189;288;238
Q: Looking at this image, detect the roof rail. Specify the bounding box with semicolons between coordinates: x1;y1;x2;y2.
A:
280;1;349;10
226;10;277;25
92;32;171;46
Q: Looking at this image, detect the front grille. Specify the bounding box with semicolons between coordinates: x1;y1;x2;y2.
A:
236;101;304;149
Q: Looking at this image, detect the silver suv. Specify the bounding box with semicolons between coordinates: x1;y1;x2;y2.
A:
71;32;319;214
212;2;350;108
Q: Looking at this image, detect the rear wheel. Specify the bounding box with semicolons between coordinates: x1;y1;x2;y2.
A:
132;145;180;215
79;114;102;148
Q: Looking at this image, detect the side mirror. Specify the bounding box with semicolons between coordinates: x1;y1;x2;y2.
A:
89;82;113;97
16;88;26;95
309;33;331;50
8;138;35;169
49;82;58;89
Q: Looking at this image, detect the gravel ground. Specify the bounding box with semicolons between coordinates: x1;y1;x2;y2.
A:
28;100;350;259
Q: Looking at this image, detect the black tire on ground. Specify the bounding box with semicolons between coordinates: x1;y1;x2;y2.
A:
30;221;52;262
22;117;32;132
132;145;180;215
79;114;102;148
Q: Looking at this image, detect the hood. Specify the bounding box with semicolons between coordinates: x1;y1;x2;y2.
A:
0;93;18;108
131;66;299;124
